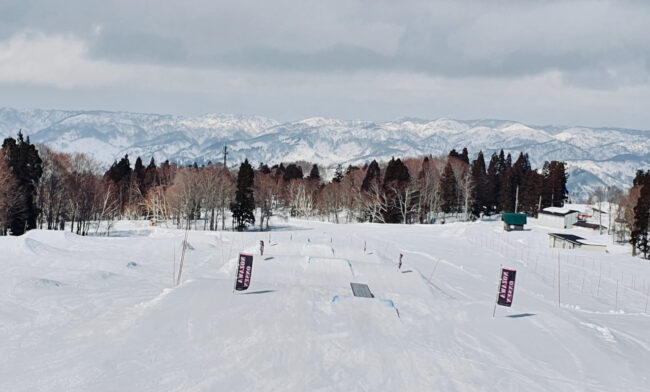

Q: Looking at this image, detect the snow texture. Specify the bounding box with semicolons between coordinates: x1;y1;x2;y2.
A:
1;217;649;391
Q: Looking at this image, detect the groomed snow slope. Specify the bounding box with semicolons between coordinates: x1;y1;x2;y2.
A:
1;219;649;391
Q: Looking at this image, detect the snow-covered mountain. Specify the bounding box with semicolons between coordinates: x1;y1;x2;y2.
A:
1;107;648;200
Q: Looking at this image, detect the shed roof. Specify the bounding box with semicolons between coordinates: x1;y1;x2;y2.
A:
540;208;580;217
503;213;527;225
548;233;585;245
574;221;606;230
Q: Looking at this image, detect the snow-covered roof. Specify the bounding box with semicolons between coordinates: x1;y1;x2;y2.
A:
540;207;580;216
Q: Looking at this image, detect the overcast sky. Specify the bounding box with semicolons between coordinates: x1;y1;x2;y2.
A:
0;0;649;128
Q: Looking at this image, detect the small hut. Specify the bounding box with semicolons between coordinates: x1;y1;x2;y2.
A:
503;213;527;231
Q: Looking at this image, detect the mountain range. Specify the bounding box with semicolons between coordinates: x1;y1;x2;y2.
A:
1;107;648;201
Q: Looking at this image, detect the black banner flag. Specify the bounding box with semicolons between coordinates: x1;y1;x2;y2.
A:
497;268;516;307
234;253;253;291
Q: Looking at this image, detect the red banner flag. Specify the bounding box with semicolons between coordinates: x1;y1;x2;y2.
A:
497;268;517;307
235;253;253;291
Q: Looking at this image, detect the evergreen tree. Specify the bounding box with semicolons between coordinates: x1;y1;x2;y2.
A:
361;160;381;192
441;161;457;214
105;154;132;213
231;159;255;231
542;161;569;207
283;164;303;181
134;156;146;194
259;163;271;174
486;153;499;214
499;167;515;212
142;157;158;193
383;158;410;184
633;170;649;186
273;163;286;180
382;157;411;223
469;151;487;217
1;131;43;235
308;164;320;181
459;148;470;165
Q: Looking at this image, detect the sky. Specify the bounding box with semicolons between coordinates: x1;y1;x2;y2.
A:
0;0;649;129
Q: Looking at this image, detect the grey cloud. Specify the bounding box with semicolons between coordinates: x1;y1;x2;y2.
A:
2;0;650;129
88;30;189;65
2;0;650;88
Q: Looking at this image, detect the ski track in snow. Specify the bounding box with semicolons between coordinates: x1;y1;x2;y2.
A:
1;218;649;391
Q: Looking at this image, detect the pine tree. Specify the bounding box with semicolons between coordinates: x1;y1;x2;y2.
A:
142;157;158;193
231;159;255;231
470;151;487;217
283;164;303;181
259;163;271;174
308;164;320;181
134;156;146;194
273;163;286;180
542;161;569;207
105;154;132;214
361;160;381;192
486;153;499;214
441;161;457;214
459;148;470;165
1;131;43;235
382;157;411;223
499;167;515;212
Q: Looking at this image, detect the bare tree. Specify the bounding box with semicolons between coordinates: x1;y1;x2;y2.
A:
35;147;70;230
143;185;170;224
591;186;606;234
254;171;279;230
360;182;389;223
318;181;344;223
607;186;624;242
286;179;316;217
419;157;444;223
450;157;470;219
166;167;203;229
340;166;364;222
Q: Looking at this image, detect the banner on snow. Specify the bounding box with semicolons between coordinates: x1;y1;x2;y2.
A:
234;253;253;291
497;268;516;307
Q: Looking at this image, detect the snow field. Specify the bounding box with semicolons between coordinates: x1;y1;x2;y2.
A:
1;218;649;391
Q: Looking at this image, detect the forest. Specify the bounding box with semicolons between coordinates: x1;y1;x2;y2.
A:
0;131;647;257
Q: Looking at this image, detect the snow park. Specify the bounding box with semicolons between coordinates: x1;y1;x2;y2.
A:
1;210;650;391
3;2;650;390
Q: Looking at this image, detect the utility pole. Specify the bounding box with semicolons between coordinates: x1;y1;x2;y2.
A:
222;145;228;231
514;186;519;213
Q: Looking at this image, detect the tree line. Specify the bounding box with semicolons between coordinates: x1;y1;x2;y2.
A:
0;131;644;260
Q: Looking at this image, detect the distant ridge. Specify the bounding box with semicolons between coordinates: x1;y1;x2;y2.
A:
1;107;648;201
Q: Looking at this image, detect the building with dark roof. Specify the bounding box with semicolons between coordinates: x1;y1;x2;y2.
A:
548;233;607;253
573;221;607;231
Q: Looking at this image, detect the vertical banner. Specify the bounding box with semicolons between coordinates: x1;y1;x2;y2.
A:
235;253;254;291
497;268;517;307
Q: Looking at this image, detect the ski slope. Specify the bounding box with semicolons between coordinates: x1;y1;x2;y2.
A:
1;219;649;391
